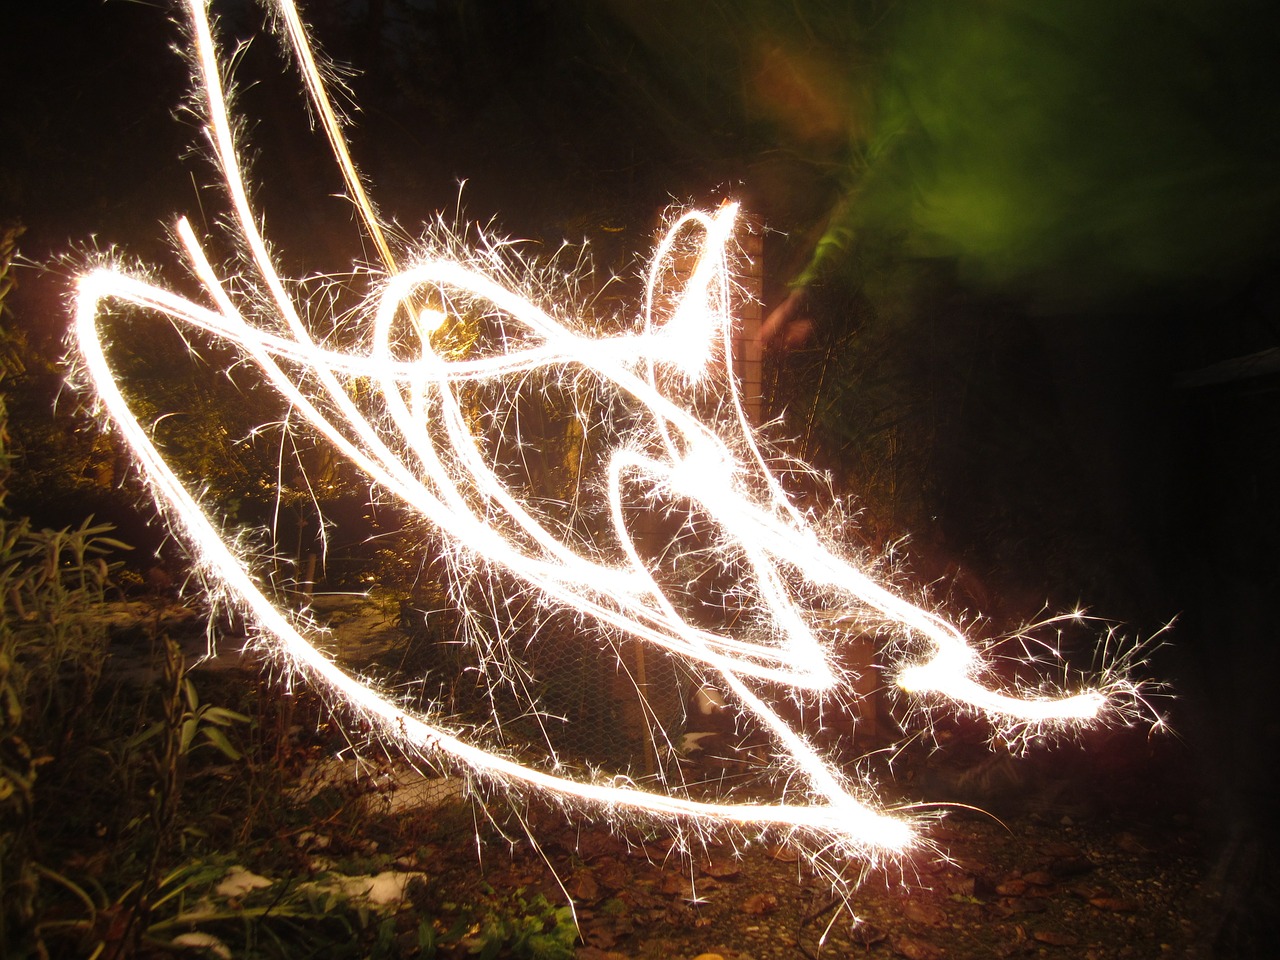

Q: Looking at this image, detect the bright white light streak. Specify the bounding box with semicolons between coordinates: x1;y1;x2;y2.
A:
70;0;1134;863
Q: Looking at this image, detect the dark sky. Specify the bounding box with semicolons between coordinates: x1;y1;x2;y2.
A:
0;2;706;284
2;2;186;257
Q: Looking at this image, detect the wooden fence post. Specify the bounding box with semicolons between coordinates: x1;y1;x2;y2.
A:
733;218;764;423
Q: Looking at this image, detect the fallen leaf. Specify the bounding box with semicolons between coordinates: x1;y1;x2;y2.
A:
854;922;887;947
215;866;273;899
891;933;946;960
902;899;947;926
568;870;600;902
992;897;1048;917
1049;856;1096;878
742;893;778;915
1033;930;1080;946
582;924;617;949
768;843;800;862
942;874;977;896
699;858;741;879
575;831;626;860
575;949;630;960
1116;833;1150;855
593;857;631;892
658;873;690;896
1043;842;1085;858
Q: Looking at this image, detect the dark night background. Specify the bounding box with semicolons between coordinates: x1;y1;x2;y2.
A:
3;0;1280;952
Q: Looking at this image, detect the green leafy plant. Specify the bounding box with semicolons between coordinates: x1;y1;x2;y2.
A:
126;648;251;766
458;888;578;960
2;517;130;743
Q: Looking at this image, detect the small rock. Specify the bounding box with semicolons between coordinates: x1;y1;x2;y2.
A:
171;933;232;959
1089;897;1140;913
1069;882;1112;900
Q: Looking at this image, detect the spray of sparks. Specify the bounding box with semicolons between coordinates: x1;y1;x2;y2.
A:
71;0;1153;868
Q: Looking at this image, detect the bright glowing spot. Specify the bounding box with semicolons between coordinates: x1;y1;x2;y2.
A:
418;307;447;334
69;0;1151;868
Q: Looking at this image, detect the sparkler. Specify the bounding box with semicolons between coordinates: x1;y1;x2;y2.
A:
71;0;1147;865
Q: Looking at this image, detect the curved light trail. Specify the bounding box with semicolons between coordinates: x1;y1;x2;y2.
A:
70;0;1141;864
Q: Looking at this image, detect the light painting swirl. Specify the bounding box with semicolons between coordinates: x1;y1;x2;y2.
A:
71;0;1143;865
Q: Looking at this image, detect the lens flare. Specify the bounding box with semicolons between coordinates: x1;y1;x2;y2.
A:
70;0;1149;866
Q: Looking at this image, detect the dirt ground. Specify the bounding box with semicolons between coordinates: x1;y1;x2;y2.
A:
103;599;1255;960
407;754;1216;960
552;810;1202;959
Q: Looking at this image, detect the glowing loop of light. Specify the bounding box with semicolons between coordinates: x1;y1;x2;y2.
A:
72;0;1112;861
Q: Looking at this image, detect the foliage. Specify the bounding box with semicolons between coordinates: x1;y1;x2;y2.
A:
0;218;39;949
0;517;132;951
0;510;130;953
463;889;578;960
0;220;23;492
1;517;130;732
126;647;250;766
0;399;575;958
0;494;463;958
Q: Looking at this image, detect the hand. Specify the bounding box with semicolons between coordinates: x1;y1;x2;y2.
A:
760;288;814;349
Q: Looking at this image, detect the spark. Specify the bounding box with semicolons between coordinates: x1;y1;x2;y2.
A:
71;0;1149;867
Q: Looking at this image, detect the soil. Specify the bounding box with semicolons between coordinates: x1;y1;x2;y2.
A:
101;598;1244;960
461;803;1210;960
388;727;1219;960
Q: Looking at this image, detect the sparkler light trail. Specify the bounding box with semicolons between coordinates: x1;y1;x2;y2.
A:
71;0;1149;864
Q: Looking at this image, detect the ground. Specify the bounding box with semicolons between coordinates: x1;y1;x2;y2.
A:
468;802;1206;960
79;595;1221;960
282;746;1210;960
